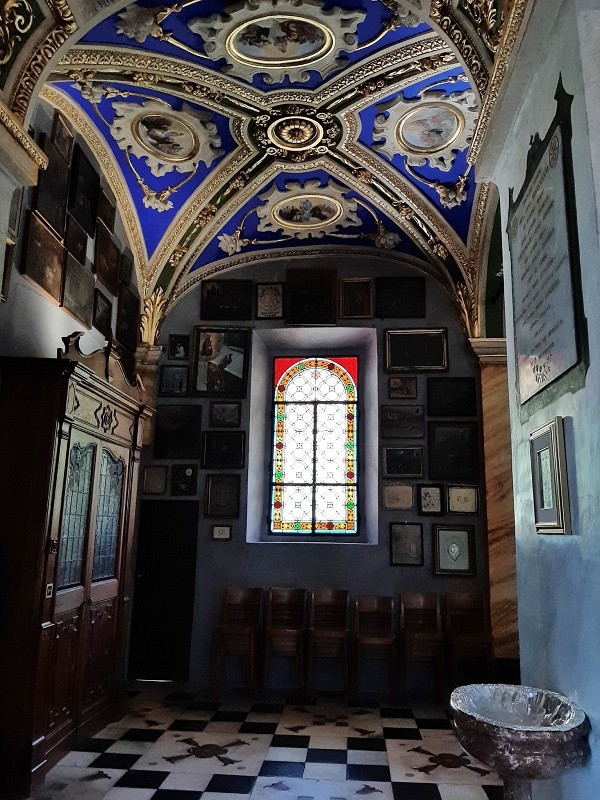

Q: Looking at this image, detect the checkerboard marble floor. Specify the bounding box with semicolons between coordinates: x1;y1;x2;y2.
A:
29;690;503;800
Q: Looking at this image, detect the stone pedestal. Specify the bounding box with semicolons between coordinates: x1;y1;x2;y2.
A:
470;338;519;660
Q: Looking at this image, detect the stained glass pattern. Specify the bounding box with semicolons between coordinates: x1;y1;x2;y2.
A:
271;357;358;535
57;444;95;589
92;450;125;581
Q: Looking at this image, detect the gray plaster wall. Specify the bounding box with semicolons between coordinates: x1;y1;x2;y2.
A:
151;254;488;688
479;1;600;796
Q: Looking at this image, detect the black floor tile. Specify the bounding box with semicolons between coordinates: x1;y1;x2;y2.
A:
126;690;142;698
414;719;452;730
73;738;116;753
163;692;196;702
211;711;248;722
152;791;203;800
239;722;278;734
120;728;165;742
483;788;504;800
270;734;311;748
188;700;222;711
347;764;391;782
347;737;387;751
259;761;305;777
169;719;208;731
306;748;347;764
205;775;257;794
251;703;285;713
90;752;141;770
115;769;170;789
392;783;442;800
379;708;414;719
382;727;422;740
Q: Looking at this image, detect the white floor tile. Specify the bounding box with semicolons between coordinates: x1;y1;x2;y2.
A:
303;763;347;780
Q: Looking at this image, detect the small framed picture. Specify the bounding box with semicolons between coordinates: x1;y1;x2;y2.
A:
116;284;140;352
51;113;73;162
65;213;88;265
256;282;284;319
143;465;167;495
160;365;189;397
21;212;64;303
200;279;253;320
202;431;245;469
389;376;417;399
68;143;100;236
168;334;190;361
429;422;479;481
427;377;477;417
154;405;202;459
192;327;250;397
212;525;232;540
1;241;15;302
375;277;426;318
417;484;444;515
93;288;113;338
385;329;448;372
94;220;120;296
382;483;413;510
529;416;571;535
209;400;241;428
61;253;94;328
434;525;475;575
171;464;198;496
339;278;372;319
285;267;336;325
205;473;240;518
36;134;68;237
98;189;116;233
383;446;423;478
7;186;23;240
380;404;424;439
390;523;423;566
119;252;134;286
448;485;479;514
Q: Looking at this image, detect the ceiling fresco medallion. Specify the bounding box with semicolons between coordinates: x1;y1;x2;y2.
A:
187;0;366;83
373;87;478;171
111;99;223;177
257;179;360;238
250;104;341;160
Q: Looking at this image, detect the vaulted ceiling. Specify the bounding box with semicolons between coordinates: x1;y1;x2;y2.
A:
39;0;505;319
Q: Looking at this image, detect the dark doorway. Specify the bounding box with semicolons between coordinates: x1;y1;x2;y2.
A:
129;500;198;681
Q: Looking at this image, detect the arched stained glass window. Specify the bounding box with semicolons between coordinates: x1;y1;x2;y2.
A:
271;356;358;535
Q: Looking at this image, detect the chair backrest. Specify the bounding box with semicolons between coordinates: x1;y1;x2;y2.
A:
445;592;489;637
221;587;263;628
310;589;349;631
355;595;394;635
267;587;306;629
400;592;441;634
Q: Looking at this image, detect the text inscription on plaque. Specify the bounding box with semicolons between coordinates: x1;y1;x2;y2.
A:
510;128;578;403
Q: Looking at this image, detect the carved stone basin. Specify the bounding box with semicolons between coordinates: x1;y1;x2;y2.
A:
451;684;589;800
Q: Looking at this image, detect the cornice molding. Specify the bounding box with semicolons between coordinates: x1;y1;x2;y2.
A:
469;336;507;364
0;98;47;177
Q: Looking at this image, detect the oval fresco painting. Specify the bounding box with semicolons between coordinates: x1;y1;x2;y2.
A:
132;113;199;162
396;104;463;153
272;194;344;229
227;15;334;66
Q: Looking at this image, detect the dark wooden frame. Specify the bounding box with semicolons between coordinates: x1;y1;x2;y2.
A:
68;143;100;236
385;329;448;372
61;252;94;328
168;334;191;361
382;446;423;478
202;431;246;469
36;134;69;237
427;377;477;417
159;365;189;397
98;189;116;233
209;400;241;428
447;485;480;515
417;484;445;515
115;284;140;353
154;405;202;460
191;327;250;398
339;277;372;319
256;282;284;319
94;220;120;296
433;525;475;576
428;422;479;481
285;267;336;325
382;483;414;510
205;473;240;518
389;376;417;399
93;288;112;338
375;276;426;319
390;522;423;566
171;464;198;496
143;465;167;495
200;279;253;320
380;404;424;439
65;213;88;265
21;212;64;303
51;112;73;161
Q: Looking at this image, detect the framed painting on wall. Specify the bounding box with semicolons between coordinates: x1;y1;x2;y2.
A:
51;113;73;162
171;464;198;496
389;376;417;399
383;446;423;478
192;327;250;397
205;474;240;518
116;284;140;352
93;288;113;338
143;465;167;495
529;416;571;534
256;282;284;319
390;523;423;566
94;221;120;296
65;213;88;265
168;334;190;361
427;377;477;417
21;212;64;303
61;253;94;328
154;405;202;459
382;483;413;510
160;365;189;397
68;143;100;236
447;485;479;514
417;484;444;515
285;267;336;325
209;401;241;428
375;277;426;318
202;431;246;469
98;189;116;233
339;278;372;319
428;422;479;481
380;404;424;438
434;525;475;575
36;134;68;237
200;279;253;320
385;329;448;372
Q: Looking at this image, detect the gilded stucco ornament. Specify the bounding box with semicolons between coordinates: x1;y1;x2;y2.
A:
256;178;360;239
140;287;168;345
373;88;478;171
459;0;503;54
110;99;223;176
250;104;342;161
187;0;365;84
0;0;35;66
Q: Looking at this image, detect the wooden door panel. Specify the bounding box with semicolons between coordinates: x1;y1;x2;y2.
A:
81;599;117;715
47;615;80;733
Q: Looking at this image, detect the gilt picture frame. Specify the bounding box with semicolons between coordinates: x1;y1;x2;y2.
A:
385;329;448;372
192;327;250;397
